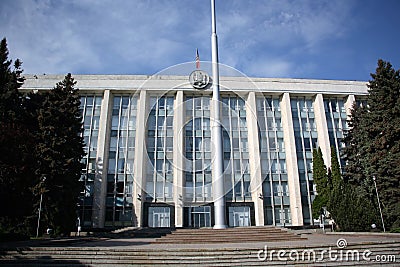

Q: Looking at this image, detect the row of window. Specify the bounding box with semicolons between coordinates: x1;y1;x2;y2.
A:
79;93;355;227
146;96;175;203
291;97;317;225
79;96;102;226
106;96;138;225
324;98;349;170
258;96;290;225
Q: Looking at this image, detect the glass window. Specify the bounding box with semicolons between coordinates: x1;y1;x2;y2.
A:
146;96;175;202
79;95;104;226
194;118;202;130
166;97;174;110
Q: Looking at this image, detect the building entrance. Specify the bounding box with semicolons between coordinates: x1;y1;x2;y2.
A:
228;206;251;227
189;206;211;228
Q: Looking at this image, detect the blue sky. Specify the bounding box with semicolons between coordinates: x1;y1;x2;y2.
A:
0;0;399;81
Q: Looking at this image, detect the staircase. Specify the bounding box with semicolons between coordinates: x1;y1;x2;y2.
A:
154;226;306;244
110;227;173;238
1;240;399;266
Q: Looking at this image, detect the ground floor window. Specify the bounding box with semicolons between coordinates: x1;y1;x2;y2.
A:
148;206;170;227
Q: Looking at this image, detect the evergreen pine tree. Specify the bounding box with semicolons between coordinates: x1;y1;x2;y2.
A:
0;40;86;237
328;181;379;232
0;38;35;238
342;103;369;184
312;147;329;218
0;38;24;122
366;60;400;229
330;146;341;187
33;74;85;235
343;60;400;230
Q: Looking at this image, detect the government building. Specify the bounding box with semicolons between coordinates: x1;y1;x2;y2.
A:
22;70;368;229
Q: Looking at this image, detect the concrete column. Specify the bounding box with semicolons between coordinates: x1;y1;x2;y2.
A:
92;90;112;228
345;95;355;117
280;93;303;226
173;91;184;227
313;94;331;167
246;92;264;226
133;90;148;227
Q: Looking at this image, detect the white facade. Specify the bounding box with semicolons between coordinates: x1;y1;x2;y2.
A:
22;74;368;228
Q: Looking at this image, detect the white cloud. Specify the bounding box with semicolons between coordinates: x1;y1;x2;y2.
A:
1;0;104;73
219;0;355;48
215;0;357;77
0;0;363;79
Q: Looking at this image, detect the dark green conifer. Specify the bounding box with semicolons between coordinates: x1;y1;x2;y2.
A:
312;147;329;218
330;146;341;188
32;73;85;235
0;38;34;238
342;59;400;230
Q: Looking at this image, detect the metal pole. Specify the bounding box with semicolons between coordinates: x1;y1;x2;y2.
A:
211;0;226;229
36;193;43;238
373;176;386;232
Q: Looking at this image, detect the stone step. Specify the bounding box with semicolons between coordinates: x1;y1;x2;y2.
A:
1;240;399;266
106;226;295;240
170;229;288;235
168;232;297;237
168;232;288;237
1;250;397;262
173;227;285;232
3;247;398;262
3;241;398;252
0;262;396;267
171;226;283;231
3;242;398;254
154;237;306;244
154;237;306;243
165;232;301;238
1;251;398;267
3;240;398;252
108;227;174;238
154;226;305;243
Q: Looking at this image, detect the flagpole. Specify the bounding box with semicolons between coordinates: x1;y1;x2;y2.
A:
211;0;226;229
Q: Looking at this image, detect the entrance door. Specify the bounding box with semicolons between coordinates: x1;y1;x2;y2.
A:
148;207;170;227
190;206;211;228
229;206;251;227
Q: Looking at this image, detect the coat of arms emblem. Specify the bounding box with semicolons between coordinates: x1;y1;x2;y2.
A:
189;70;210;90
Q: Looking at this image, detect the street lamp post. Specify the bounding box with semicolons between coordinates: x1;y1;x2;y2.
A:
372;176;386;232
36;192;43;238
36;176;46;238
